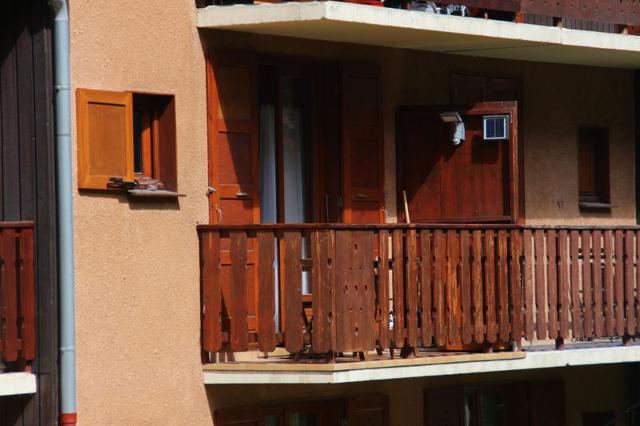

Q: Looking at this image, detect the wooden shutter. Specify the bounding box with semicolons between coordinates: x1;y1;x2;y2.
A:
347;395;389;426
529;379;565;426
76;89;134;189
206;51;260;225
341;63;384;224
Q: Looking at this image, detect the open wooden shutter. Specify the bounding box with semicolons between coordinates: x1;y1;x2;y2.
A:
76;89;134;189
347;395;389;426
206;51;260;225
341;63;384;224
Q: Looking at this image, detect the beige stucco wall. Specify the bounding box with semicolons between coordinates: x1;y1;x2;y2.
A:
70;1;211;425
70;6;636;424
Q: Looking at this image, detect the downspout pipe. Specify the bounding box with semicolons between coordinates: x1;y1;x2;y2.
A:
52;0;77;425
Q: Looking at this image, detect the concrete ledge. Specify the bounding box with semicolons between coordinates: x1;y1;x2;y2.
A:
198;1;640;68
0;373;37;396
203;345;640;384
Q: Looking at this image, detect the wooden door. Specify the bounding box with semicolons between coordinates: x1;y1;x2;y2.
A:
347;395;390;426
341;63;385;224
207;51;259;345
397;102;519;223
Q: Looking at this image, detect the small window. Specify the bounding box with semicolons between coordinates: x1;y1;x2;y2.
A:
76;88;177;193
483;115;509;140
578;127;609;209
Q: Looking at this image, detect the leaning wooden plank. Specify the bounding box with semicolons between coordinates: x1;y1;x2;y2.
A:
570;230;582;339
460;230;472;345
509;230;523;344
1;230;19;361
433;230;446;347
472;230;484;344
282;231;304;354
378;230;390;349
603;230;615;336
201;231;222;353
593;230;604;337
485;230;497;344
581;230;594;339
523;230;534;341
229;232;249;351
534;230;547;340
392;230;405;348
497;230;510;343
614;230;625;336
406;229;419;349
546;230;558;340
624;230;636;336
419;230;432;347
558;230;569;340
256;231;276;353
18;228;35;361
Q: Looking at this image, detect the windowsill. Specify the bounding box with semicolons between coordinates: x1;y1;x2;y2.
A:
579;201;611;211
127;189;185;198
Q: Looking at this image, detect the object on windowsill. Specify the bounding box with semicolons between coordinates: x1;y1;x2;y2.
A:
106;177;137;190
136;177;165;191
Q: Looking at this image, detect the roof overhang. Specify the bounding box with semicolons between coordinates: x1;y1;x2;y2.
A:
198;1;640;69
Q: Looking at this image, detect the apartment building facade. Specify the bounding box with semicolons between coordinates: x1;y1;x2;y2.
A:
2;0;640;424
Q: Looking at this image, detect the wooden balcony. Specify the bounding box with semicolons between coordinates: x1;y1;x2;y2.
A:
199;224;640;362
0;222;36;369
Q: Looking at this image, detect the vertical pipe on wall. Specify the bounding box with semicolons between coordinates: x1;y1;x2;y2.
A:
52;0;77;424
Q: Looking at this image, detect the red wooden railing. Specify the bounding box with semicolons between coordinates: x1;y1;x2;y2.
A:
0;222;36;367
199;224;640;359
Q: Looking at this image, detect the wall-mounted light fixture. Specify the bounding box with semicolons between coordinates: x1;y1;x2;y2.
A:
439;111;465;146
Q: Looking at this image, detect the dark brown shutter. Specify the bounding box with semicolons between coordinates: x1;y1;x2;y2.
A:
347;395;389;426
207;51;260;225
76;89;134;189
341;62;384;224
529;379;565;426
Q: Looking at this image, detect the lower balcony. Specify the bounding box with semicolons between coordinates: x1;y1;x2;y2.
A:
199;223;640;368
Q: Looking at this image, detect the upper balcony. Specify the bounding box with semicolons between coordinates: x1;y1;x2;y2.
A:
196;0;640;69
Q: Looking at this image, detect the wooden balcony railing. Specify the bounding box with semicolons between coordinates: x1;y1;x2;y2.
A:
199;224;640;360
0;222;36;367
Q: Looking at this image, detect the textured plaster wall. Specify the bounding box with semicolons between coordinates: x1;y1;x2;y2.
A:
70;1;211;425
207;364;635;426
206;31;636;225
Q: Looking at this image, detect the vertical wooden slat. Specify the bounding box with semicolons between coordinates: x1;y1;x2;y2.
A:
406;229;418;349
614;230;625;336
229;231;248;351
485;230;497;344
570;230;582;339
546;230;558;340
497;230;510;343
392;230;405;347
603;230;615;336
509;230;523;344
18;228;35;361
378;230;390;349
460;230;472;345
256;231;276;353
311;230;335;354
582;230;594;338
534;230;547;340
359;231;376;352
434;230;446;347
636;231;640;337
419;230;432;347
472;230;484;344
593;230;604;337
1;229;18;361
624;230;636;336
446;230;461;346
523;229;534;341
558;230;569;340
282;230;303;353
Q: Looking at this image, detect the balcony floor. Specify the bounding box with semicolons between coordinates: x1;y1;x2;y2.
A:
198;1;640;69
203;341;640;384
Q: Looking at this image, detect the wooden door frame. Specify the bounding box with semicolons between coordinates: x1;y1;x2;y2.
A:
396;101;520;224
